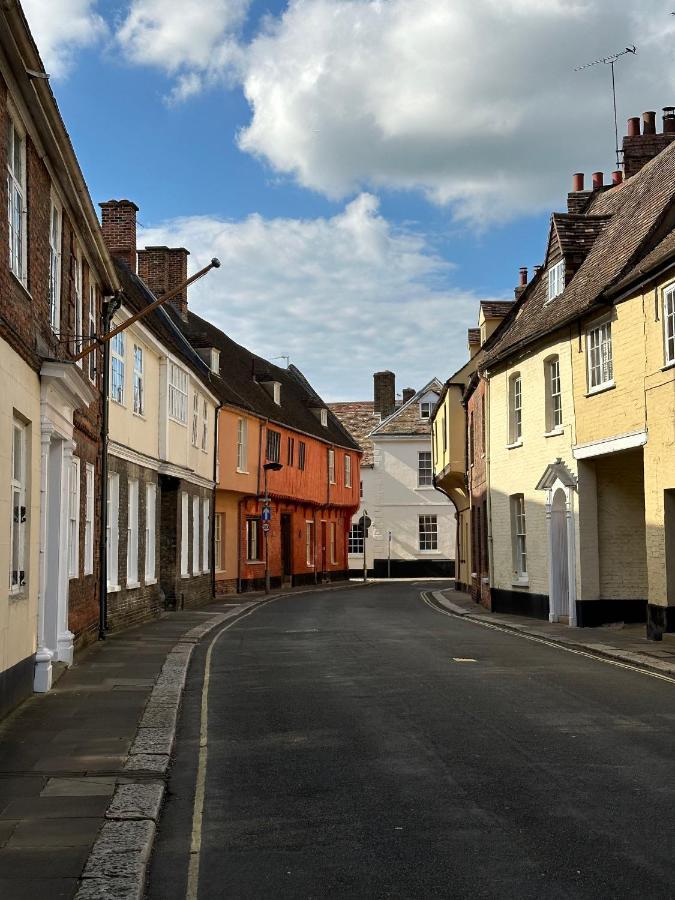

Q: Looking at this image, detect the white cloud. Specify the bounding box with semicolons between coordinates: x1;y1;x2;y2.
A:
116;0;248;97
237;0;675;223
139;194;493;399
22;0;107;77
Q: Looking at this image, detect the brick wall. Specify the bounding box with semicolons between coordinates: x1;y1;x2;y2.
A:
159;477;213;608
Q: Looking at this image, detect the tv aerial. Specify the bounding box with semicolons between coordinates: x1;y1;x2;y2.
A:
575;45;636;170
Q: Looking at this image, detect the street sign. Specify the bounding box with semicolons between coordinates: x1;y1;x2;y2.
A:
261;505;272;523
358;514;372;531
262;523;270;533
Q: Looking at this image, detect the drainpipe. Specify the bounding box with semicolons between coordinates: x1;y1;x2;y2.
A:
98;293;122;640
237;496;245;593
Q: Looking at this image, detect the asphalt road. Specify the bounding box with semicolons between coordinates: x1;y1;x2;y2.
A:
146;582;675;899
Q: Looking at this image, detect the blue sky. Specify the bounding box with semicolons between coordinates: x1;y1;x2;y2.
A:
22;0;675;399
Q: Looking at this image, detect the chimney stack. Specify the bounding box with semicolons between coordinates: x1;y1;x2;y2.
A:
373;371;396;420
402;387;415;404
643;110;657;135
572;173;585;192
99;200;139;272
592;171;604;191
611;170;623;186
137;246;190;321
519;266;528;287
663;107;675;134
627;116;641;137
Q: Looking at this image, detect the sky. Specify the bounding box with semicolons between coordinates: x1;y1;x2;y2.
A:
21;0;675;400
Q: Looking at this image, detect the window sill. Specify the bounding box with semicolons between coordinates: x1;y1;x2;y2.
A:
506;440;523;450
544;428;564;438
246;560;264;566
126;580;141;590
180;573;191;579
110;398;126;408
145;577;157;586
132;412;146;421
236;468;249;475
107;584;121;593
169;416;187;427
416;485;435;491
512;579;529;589
418;550;442;555
10;269;31;300
585;382;615;398
660;361;675;373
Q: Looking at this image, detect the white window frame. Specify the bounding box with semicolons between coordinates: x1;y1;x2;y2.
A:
306;521;315;566
664;284;675;366
191;392;199;446
298;441;306;471
273;383;281;405
9;418;28;594
201;398;208;452
110;328;125;405
345;454;352;488
210;348;220;373
84;463;94;575
127;478;139;586
236;418;248;472
169;363;188;424
145;483;156;582
330;522;337;564
181;491;189;575
348;523;363;556
192;495;200;575
420;401;432;419
545;356;563;433
48;194;62;331
7;111;27;286
328;448;336;484
68;457;80;579
214;512;224;572
508;373;522;445
133;344;144;416
246;517;260;561
418;514;438;552
107;472;119;590
88;280;97;383
74;246;84;363
202;498;209;572
320;408;328;427
510;493;528;583
266;428;281;464
586;320;614;393
417;451;432;487
547;260;565;302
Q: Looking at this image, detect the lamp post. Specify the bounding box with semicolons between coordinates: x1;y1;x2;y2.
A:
263;461;283;593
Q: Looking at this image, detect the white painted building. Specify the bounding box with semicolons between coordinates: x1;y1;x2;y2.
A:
331;372;455;577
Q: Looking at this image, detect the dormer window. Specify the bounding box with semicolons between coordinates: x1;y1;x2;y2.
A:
260;380;282;405
210;348;220;374
547;260;565;302
320;408;328;427
274;383;281;405
420;401;432;419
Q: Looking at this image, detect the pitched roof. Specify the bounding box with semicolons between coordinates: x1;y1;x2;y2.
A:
551;213;611;257
468;328;481;344
485;139;675;367
372;379;443;436
164;306;360;452
328;401;379;466
480;301;514;318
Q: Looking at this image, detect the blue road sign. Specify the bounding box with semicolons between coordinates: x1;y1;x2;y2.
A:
261;505;272;523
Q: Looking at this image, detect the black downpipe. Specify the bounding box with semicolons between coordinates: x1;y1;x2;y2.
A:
98;294;122;640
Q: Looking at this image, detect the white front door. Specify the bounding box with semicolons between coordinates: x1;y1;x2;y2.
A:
551;488;569;620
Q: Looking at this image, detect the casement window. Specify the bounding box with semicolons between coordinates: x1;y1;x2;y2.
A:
274;383;281;406
287;436;295;466
133;345;144;415
7;114;27;285
191;393;199;446
107;473;119;590
74;248;83;362
180;491;189;575
266;428;281;463
442;411;447;453
420;401;432;419
145;483;156;581
510;493;528;582
236;418;248;472
329;522;337;564
306;521;315;566
169;363;188;423
68;458;80;578
202;498;210;572
210;348;220;374
110;330;125;405
88;281;97;383
469;413;475;465
587;321;613;391
192;495;200;575
298;441;306;471
127;479;139;585
508;373;522;444
547;260;565;302
320;409;328;427
545;356;562;432
84;463;94;575
201;399;208;452
328;448;336;484
419;515;438;551
214;512;224;571
48;197;62;330
9;419;28;593
345;454;352;488
664;285;675;365
418;451;432;486
246;517;261;561
348;523;364;556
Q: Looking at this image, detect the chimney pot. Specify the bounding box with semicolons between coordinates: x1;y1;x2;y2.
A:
373;371;396;420
572;173;584;192
518;266;528;287
663;107;675;134
611;170;623;186
592;171;604;191
402;387;415;404
627;116;641;137
534;264;542;275
643;111;656;135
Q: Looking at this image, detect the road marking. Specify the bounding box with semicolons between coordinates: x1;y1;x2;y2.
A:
452;657;477;663
186;595;281;900
420;592;675;687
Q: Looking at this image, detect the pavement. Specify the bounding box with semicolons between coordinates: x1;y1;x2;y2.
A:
146;581;675;899
433;587;675;678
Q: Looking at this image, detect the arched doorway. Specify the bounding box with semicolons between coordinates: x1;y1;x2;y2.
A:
551;488;570;620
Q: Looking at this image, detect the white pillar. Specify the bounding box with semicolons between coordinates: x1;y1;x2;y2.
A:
56;440;75;664
545;489;557;622
566;489;578;627
34;423;55;692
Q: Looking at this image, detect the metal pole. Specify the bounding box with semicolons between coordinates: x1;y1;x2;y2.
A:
98;298;117;640
362;510;367;583
387;530;391;579
264;466;270;594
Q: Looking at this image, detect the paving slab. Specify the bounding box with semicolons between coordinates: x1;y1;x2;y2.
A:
41;778;117;798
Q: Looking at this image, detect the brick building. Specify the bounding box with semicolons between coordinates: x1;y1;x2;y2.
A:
0;3;118;714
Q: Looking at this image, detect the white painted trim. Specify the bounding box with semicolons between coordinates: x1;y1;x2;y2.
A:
573;429;647;459
108;441;215;489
